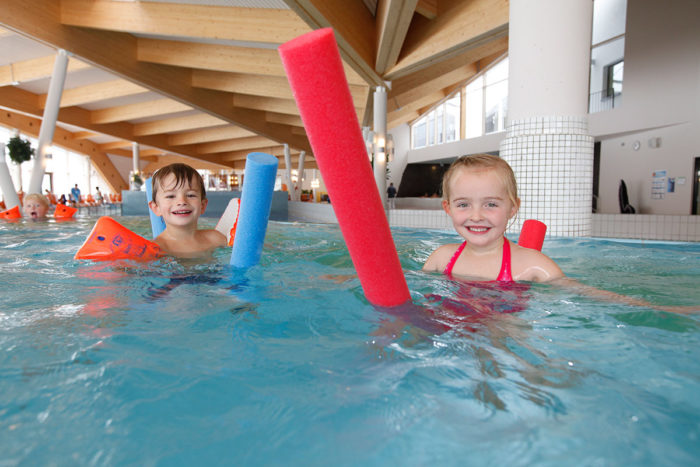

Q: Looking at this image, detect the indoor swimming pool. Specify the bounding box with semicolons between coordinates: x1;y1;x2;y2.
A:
1;216;699;465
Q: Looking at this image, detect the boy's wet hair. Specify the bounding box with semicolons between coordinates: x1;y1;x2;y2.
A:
23;193;50;208
442;154;519;208
151;163;206;202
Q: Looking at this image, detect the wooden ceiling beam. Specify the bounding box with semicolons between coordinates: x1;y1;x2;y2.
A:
388;63;477;113
282;0;383;86
0;86;214;167
98;140;132;151
375;0;419;74
191;70;369;109
233;94;300;116
90;98;191;124
196;136;278;155
137;39;287;77
390;37;507;97
59;0;311;45
415;0;438;20
0;108;128;193
0;55;90;87
39;79;148;108
168;125;255;146
385;0;508;80
387;90;445;126
133;113;227;137
0;0;312;152
265;112;304;128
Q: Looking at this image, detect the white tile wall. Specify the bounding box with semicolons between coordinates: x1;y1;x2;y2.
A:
289;202;700;242
500;116;594;237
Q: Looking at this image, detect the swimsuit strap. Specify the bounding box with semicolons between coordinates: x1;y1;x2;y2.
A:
496;239;513;282
443;242;466;276
443;238;513;281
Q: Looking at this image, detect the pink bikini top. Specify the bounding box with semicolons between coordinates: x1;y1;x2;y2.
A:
443;239;513;282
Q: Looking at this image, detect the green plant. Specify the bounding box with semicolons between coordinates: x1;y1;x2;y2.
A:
131;173;143;185
6;136;34;165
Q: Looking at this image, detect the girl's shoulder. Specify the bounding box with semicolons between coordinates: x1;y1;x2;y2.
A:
510;242;564;282
422;242;463;272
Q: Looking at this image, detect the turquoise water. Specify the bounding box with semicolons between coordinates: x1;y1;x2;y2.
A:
1;216;699;466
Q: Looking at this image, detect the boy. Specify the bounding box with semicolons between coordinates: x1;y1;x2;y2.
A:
23;193;50;219
148;163;227;258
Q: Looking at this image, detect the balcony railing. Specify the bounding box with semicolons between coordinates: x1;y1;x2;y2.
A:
589;89;622;113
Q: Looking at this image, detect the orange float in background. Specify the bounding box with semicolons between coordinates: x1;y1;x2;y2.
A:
75;216;162;262
0;205;21;220
54;203;77;219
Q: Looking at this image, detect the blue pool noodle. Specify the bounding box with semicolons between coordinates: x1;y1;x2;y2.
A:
145;177;167;239
230;153;279;268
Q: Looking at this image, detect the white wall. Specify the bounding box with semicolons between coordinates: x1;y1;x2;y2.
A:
398;0;700;216
592;0;700;214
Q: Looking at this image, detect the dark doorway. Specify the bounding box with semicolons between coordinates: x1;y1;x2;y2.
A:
397;163;448;198
692;157;700;215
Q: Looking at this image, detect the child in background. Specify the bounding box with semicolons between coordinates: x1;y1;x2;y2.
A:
22;193;50;219
423;154;563;282
423;154;695;314
148;163;227;258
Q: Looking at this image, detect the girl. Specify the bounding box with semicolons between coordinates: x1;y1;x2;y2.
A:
423;154;696;314
423;154;563;282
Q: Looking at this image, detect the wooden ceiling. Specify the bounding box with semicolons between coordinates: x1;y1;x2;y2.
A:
0;0;508;192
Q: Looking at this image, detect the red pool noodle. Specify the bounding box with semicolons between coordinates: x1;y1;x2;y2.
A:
279;28;410;307
518;219;547;251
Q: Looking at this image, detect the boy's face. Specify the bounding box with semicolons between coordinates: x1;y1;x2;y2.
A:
149;173;207;228
23;199;49;219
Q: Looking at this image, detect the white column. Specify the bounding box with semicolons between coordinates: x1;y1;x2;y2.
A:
500;0;594;237
283;144;293;197
28;50;68;194
373;86;388;208
295;150;305;201
131;142;140;190
132;142;140;174
0;144;21;209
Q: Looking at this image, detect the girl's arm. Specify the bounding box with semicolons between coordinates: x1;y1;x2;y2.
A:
552;277;698;315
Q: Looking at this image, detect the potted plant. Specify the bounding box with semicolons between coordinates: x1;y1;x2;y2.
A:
6;135;34;165
6;135;34;191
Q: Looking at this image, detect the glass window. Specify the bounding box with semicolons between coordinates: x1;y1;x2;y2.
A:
464;76;483;139
412;116;427;148
445;94;460;143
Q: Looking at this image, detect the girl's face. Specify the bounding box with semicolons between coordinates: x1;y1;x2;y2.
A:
443;167;519;248
23;199;48;219
149;174;207;228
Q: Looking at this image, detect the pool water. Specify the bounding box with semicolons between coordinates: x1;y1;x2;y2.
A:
1;216;699;465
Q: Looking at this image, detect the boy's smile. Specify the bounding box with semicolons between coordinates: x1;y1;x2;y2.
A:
149;173;207;227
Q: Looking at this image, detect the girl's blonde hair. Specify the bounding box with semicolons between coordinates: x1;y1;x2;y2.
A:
23;193;50;208
442;154;520;208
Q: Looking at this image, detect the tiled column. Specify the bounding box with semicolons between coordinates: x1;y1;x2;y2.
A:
502;0;594;237
501;116;593;236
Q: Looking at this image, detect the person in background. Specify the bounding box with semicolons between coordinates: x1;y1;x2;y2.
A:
58;194;68;205
71;184;81;207
387;182;397;209
44;189;57;205
94;187;104;205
